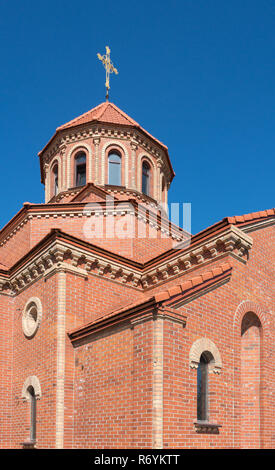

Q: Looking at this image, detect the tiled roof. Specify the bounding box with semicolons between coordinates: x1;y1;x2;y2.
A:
56;101;168;151
228;208;275;225
57;102;138;130
68;261;232;339
154;261;232;303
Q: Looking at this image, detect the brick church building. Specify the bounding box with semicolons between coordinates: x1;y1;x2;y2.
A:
0;100;274;449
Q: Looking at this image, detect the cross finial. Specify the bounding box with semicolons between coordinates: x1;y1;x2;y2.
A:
97;46;118;101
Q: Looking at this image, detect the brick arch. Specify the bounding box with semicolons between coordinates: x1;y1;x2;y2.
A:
234;302;265;449
49;156;62;198
67;143;92;188
21;376;42;401
101;141;129;187
233;300;272;338
189;337;222;374
137;152;157;200
232;300;273;449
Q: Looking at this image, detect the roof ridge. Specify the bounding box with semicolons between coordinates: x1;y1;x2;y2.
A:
56;102;106;131
154;261;233;303
228;207;275;224
94;101;109;120
107;102;139;126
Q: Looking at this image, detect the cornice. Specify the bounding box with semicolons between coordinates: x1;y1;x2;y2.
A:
39;122;173;183
0;224;251;297
67;263;233;344
0;200;186;249
140;224;252;288
68;302;187;345
240;217;275;233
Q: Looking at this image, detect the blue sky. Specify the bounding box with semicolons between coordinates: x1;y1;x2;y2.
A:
0;0;274;234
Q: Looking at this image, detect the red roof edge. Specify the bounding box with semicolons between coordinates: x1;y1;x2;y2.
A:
68;261;233;342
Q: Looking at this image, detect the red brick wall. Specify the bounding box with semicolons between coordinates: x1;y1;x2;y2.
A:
0;221;273;448
240;313;261;448
0;221;30;267
72;318;153;448
10;275;58;448
0;293;13;447
0;209;177;268
161;225;274;449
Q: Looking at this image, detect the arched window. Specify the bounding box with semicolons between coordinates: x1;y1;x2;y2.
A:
161;176;166;204
27;386;37;442
108;151;121;186
53;164;58;196
197;352;211;421
142;161;151;196
75;152;86;187
241;312;262;448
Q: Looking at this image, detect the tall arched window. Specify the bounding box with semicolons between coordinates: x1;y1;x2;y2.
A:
142;161;151;196
197;352;210;421
108;151;121;186
53;164;58;196
161;176;166;204
27;386;37;442
241;312;262;448
75;152;86;187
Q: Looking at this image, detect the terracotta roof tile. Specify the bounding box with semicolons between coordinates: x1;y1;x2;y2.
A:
57;102;138;131
220;261;232;272
191;276;202;287
201;271;213;282
243;213;253;221
212;267;223;277
68;262;233;339
168;285;182;297
154;291;170;302
228;208;274;225
56;101;168;152
180;280;193;291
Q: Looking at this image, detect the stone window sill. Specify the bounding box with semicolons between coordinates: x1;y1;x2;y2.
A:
21;440;36;449
194;421;222;434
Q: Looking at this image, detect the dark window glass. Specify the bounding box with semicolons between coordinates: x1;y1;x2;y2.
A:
28;386;36;442
142;161;150;195
75;153;86;187
108;152;121;186
197;353;208;421
53;164;58;196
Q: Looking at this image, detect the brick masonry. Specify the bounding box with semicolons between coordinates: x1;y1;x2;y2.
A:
0;101;274;449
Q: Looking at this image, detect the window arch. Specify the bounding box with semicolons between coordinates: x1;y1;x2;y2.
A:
142;161;151;196
108;150;121;186
22;376;41;446
52;163;59;196
189;337;222;374
27;386;37;443
161;175;166;204
197;352;213;421
241;312;262;448
75;152;86;187
189;338;222;430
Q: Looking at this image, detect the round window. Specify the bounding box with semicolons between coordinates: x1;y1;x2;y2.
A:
22;298;42;338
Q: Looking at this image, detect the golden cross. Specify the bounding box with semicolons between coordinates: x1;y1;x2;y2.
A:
97;46;118;101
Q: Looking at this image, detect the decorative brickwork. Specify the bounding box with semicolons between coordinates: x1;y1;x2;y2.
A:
189;337;222;373
22;297;42;338
21;376;42;400
0;100;274;448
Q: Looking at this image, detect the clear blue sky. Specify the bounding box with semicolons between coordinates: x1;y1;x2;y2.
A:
0;0;274;234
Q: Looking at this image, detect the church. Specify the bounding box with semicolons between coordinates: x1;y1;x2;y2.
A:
0;64;274;448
